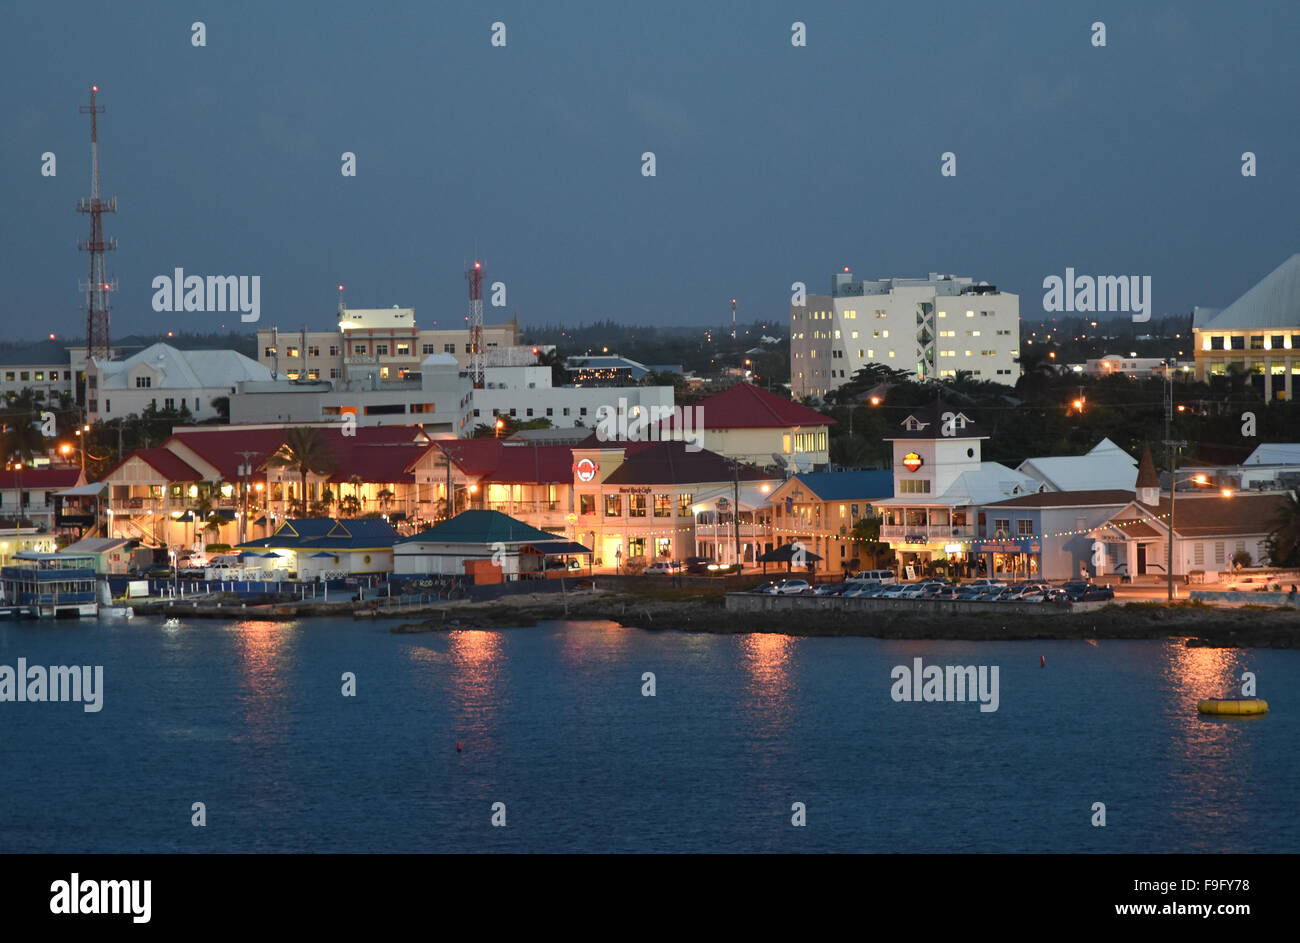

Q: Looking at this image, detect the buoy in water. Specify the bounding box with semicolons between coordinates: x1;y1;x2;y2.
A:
456;742;462;752
1198;697;1268;716
1040;655;1045;667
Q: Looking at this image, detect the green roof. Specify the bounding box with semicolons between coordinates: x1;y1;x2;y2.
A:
396;509;558;545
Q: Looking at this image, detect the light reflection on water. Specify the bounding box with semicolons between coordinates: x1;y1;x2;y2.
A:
735;634;798;736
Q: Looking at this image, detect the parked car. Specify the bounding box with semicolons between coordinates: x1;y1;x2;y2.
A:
877;584;907;599
778;579;811;595
1070;583;1115;602
962;579;1007;592
811;582;844;596
848;569;897;585
841;581;880;597
645;561;683;575
683;556;713;574
751;580;785;595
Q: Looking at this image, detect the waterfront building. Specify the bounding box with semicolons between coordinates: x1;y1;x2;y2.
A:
0;466;86;533
977;489;1136;580
393;509;590;579
791;268;1019;400
86;342;272;423
766;470;894;574
58;537;136;575
662;381;833;469
1193;254;1300;401
235;518;399;578
568;438;779;569
871;403;1043;575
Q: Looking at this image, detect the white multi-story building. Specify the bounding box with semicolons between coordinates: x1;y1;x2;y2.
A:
86;343;272;422
790;269;1020;399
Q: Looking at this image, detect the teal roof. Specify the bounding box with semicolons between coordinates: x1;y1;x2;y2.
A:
396;509;558;545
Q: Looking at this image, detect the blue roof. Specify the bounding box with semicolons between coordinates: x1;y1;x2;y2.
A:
236;517;398;551
791;470;894;501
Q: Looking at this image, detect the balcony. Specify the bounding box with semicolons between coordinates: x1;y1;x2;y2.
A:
881;524;975;542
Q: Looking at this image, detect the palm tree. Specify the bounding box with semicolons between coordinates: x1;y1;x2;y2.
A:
266;427;334;518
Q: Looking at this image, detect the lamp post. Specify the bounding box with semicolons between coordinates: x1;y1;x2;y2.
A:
1166;471;1231;601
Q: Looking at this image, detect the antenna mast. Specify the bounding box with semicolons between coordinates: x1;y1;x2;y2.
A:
77;84;117;385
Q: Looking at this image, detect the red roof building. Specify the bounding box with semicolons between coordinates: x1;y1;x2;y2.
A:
659;382;832;471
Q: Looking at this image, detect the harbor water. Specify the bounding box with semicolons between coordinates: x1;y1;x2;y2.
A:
1;616;1295;853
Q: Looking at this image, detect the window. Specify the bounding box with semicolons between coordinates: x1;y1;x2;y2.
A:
1249;335;1265;350
307;369;320;380
421;344;435;355
3;372;12;381
562;407;570;417
604;494;622;517
329;345;340;356
444;344;455;353
376;344;389;356
50;371;59;381
579;407;587;416
34;371;44;381
354;344;367;355
307;346;320;357
164;398;175;410
579;494;596;515
1017;519;1034;536
526;408;534;417
1193;543;1205;565
898;479;931;494
653;494;671;517
330;368;341;379
286;346;300;358
264;346;277;357
463;344;472;354
678;493;693;517
628;494;647;517
396;343;410;356
19;371;29;381
135;375;151;388
1214;542;1225;564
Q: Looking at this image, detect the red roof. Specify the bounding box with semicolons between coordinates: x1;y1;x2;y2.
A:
602;441;771;485
0;466;83;489
663;382;834;430
431;440;576;484
162;425;434;482
133;448;203;482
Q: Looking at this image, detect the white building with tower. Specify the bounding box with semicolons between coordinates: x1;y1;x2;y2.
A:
791;268;1020;400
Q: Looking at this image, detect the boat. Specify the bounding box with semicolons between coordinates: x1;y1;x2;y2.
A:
163;617;181;628
97;580;133;618
0;552;98;618
1197;697;1269;716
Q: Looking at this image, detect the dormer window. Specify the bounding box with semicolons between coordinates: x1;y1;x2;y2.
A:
903;415;930;432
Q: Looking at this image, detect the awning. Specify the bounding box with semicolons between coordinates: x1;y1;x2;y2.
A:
212;509;237;521
525;540;593;555
54;482;108;497
757;543;823;563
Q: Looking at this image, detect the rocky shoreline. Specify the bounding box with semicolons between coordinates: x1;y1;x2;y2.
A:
389;591;1300;648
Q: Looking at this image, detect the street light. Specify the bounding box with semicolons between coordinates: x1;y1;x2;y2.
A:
1166;471;1232;601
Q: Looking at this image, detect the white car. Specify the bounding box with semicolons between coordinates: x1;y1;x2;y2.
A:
778;579;811;595
963;579;1007;592
644;561;682;575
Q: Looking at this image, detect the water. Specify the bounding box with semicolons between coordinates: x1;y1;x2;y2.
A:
1;616;1295;853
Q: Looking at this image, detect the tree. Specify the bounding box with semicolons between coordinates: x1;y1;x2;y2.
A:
266;427;335;517
339;494;361;518
1265;490;1300;567
850;515;892;569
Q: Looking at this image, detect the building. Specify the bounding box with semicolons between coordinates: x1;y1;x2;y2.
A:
0;466;86;533
767;470;895;574
663;381;833;469
791;268;1020;399
0;341;74;404
470;364;674;432
86;342;272;422
565;355;680;385
1193;254;1300;401
1017;438;1138;492
255;305;525;382
1181;442;1300;494
977;489;1135;581
568;438;779;568
872;403;1044;575
394;509;589;578
236;518;399;578
59;537;137;575
1084;355;1193;378
1090;465;1287;581
229;353;473;434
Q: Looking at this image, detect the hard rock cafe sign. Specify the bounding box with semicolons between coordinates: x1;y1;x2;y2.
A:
574;458;598;482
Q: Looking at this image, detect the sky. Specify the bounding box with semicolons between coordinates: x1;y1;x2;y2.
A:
1;0;1297;341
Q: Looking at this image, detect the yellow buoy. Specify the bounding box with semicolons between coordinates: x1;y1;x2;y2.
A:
1197;697;1269;716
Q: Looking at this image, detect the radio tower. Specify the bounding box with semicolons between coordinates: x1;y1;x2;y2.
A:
77;84;117;378
466;260;484;388
731;298;737;339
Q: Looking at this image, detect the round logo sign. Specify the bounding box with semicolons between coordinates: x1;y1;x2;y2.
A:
903;451;923;472
575;458;598;482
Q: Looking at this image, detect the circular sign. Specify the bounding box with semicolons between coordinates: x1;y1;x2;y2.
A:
903;451;923;472
716;497;730;509
575;458;597;482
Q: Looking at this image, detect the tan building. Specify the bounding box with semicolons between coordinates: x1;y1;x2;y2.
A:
256;305;523;383
1193;254;1300;401
767;470;894;574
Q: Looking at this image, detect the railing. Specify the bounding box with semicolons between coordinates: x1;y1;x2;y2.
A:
881;524;975;540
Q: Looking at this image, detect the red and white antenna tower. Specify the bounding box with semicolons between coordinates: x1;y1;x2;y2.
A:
78;84;117;379
466;260;484;388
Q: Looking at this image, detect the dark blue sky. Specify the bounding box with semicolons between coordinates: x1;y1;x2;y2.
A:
3;0;1296;339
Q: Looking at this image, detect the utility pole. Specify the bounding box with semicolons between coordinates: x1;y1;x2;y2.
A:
732;458;742;569
235;451;259;546
1163;359;1187;603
